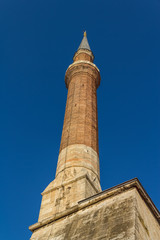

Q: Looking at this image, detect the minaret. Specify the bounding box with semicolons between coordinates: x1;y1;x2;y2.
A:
30;33;160;240
37;32;101;222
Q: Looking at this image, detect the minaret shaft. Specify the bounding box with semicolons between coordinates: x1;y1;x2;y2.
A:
60;67;99;154
37;33;101;223
56;58;100;181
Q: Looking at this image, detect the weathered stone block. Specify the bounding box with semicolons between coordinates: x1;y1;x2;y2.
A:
30;179;160;240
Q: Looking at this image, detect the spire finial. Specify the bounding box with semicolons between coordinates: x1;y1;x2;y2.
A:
77;31;91;51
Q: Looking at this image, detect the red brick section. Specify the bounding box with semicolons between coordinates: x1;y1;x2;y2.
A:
59;50;101;155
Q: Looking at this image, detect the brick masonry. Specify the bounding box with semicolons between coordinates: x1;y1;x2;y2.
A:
60;57;100;155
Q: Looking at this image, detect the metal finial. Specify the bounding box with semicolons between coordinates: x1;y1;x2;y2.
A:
84;31;87;37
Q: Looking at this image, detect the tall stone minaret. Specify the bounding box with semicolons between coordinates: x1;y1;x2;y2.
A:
37;32;101;222
30;32;160;240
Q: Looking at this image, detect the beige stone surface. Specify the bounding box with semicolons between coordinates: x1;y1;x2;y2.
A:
38;172;100;222
56;144;100;181
29;179;160;240
135;190;160;239
31;189;136;240
30;187;156;240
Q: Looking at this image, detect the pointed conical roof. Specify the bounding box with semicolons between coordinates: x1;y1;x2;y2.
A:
78;31;91;51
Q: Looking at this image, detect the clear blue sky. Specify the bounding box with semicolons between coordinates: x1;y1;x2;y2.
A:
0;0;159;239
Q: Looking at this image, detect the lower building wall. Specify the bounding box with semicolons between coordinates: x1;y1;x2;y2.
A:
135;190;160;240
30;189;137;240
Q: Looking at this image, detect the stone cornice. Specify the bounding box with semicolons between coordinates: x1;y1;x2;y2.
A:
79;178;160;223
65;60;100;89
73;49;94;62
41;173;100;196
66;60;100;73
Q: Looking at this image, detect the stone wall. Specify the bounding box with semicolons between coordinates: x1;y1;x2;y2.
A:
30;179;160;240
135;190;160;239
38;173;99;222
30;189;135;239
